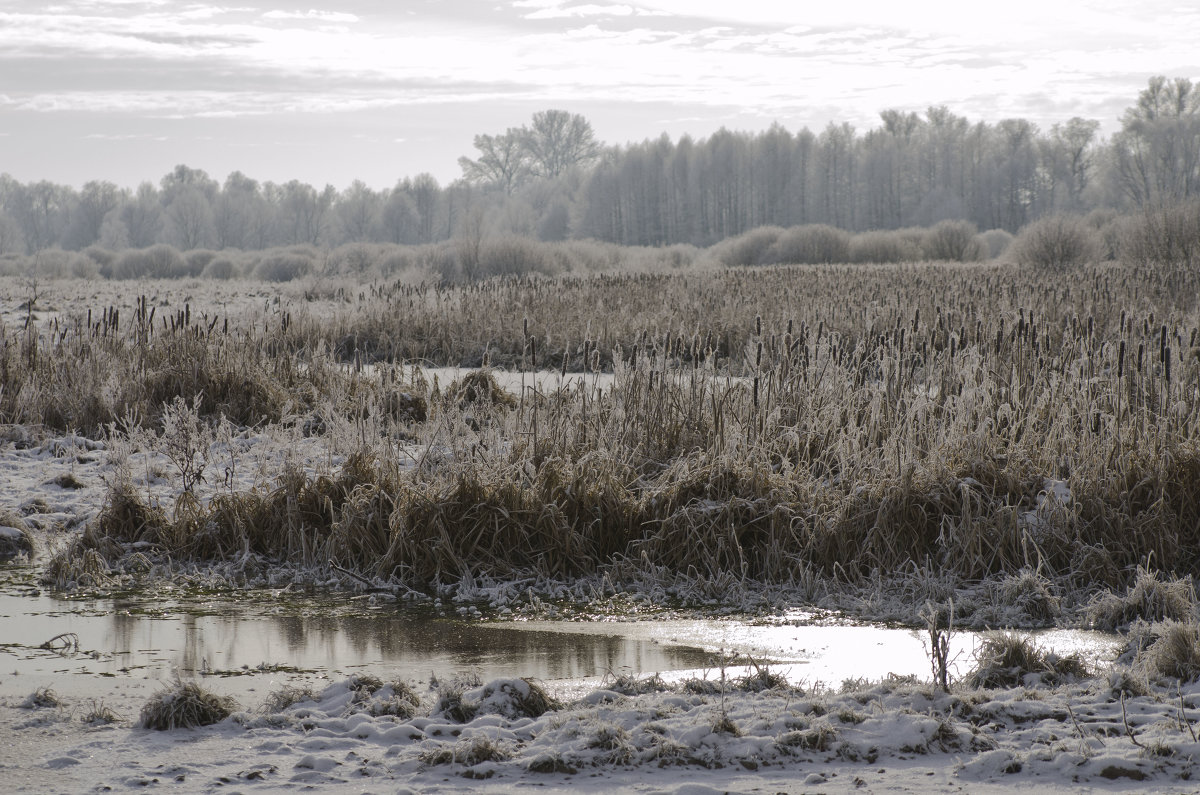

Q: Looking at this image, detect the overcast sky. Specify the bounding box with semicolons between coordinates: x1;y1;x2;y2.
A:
2;0;1198;191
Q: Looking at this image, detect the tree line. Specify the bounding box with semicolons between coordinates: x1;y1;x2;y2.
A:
1;77;1197;256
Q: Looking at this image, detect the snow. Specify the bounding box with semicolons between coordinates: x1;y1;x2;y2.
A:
4;668;1200;793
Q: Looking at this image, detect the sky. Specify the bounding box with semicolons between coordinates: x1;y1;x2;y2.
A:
1;0;1198;191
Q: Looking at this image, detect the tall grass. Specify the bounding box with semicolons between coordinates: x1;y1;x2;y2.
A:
11;254;1200;608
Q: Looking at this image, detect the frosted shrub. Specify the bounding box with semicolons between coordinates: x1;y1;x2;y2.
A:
763;224;850;264
922;220;982;262
1009;214;1102;270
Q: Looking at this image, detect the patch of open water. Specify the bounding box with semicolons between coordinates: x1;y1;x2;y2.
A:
0;567;1121;701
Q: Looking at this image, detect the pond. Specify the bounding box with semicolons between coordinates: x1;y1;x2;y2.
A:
0;566;1120;701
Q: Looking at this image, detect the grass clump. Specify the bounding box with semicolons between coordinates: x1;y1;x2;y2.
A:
472;677;560;720
996;569;1061;624
20;687;62;709
81;700;121;725
262;684;317;713
777;723;838;752
607;672;668;696
445;369;517;410
420;737;511;767
432;675;481;723
965;632;1089;688
139;678;239;730
1087;568;1197;631
1129;620;1200;682
365;681;423;719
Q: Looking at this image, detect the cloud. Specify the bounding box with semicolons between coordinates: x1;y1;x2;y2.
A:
524;3;657;19
261;9;359;23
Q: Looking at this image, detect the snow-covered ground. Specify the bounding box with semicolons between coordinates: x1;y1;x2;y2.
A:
5;662;1200;794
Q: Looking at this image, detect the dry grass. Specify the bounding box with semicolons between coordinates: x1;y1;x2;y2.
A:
17;256;1200;614
138;678;239;730
965;632;1089;689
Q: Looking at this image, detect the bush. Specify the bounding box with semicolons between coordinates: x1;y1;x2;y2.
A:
201;257;237;280
922;220;981;261
480;235;558;278
764;224;851;264
717;226;784;267
1009;214;1102;270
975;229;1014;259
1084;208;1121;260
848;229;922;263
110;244;186;279
184;249;217;276
254;250;314;282
1118;200;1200;268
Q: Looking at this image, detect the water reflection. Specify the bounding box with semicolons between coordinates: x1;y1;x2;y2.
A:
1;589;713;683
0;576;1121;692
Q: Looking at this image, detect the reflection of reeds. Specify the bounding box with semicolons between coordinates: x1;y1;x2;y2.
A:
20;259;1200;607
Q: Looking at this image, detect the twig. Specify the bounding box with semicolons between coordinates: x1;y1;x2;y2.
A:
1180;690;1197;742
1120;693;1144;748
38;632;80;653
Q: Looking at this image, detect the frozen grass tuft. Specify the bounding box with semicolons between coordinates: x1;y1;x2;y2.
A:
262;684;317;713
20;687;62;709
965;632;1089;688
420;736;511;767
139;677;239;730
1086;568;1197;631
1129;620;1200;682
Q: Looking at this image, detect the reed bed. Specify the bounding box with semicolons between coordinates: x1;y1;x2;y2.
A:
14;258;1200;617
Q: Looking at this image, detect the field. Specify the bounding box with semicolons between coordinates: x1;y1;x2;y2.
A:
4;258;1200;792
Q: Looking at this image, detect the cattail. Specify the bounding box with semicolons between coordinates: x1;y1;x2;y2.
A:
755;315;761;337
1118;339;1125;379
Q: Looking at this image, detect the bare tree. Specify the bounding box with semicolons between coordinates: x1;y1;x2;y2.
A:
335;180;381;243
522;110;600;179
1112;76;1200;205
459;130;530;195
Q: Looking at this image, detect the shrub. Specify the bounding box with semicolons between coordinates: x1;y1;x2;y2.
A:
183;249;217;276
201;256;237;280
254;250;315;282
1118;200;1200;268
82;245;116;270
922;220;982;262
108;244;186;279
848;229;922;263
975;228;1014;259
764;224;851;264
480;235;558;278
1009;214;1102;270
717;226;784;267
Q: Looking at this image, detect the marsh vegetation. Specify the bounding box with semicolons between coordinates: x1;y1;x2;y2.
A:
0;229;1189;633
